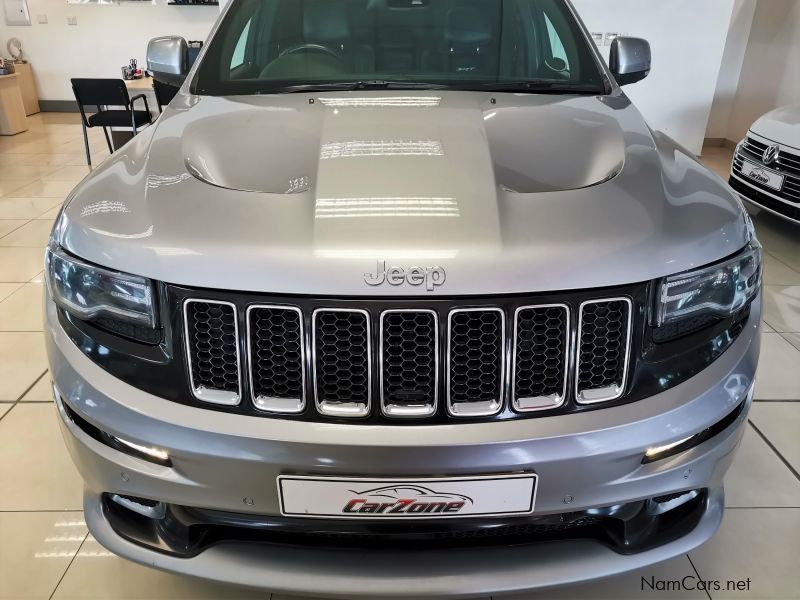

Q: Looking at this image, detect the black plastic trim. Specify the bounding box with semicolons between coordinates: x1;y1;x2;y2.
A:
102;489;708;557
59;280;752;426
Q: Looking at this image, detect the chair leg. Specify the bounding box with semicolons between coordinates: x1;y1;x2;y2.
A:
102;127;113;154
81;123;92;167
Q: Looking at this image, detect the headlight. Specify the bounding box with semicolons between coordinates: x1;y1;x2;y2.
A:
45;242;157;328
655;241;762;327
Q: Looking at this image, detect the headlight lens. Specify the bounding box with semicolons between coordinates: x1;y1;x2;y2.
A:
655;242;762;327
45;243;157;328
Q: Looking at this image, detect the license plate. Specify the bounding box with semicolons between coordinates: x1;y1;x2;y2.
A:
278;474;537;519
741;160;784;191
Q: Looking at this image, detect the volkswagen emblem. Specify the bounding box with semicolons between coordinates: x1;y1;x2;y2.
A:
762;144;780;166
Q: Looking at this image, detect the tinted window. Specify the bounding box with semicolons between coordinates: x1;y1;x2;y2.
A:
195;0;604;95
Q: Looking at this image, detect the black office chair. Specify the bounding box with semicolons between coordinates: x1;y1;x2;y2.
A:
152;79;179;114
71;78;154;166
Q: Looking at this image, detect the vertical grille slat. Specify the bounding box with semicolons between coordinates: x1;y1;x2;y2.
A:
380;310;438;417
576;298;632;404
183;300;241;405
447;308;505;417
513;304;569;411
247;305;305;414
313;309;372;417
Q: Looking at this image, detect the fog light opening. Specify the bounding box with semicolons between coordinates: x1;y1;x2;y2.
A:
111;494;166;520
646;489;700;515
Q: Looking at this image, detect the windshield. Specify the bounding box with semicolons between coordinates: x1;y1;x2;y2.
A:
194;0;606;95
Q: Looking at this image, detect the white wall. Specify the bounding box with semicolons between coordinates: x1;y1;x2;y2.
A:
706;0;757;140
3;0;736;154
724;0;800;142
572;0;736;155
0;0;219;101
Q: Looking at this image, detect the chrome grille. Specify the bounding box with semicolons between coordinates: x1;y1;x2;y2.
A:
733;136;800;204
512;304;569;411
246;305;304;413
379;310;438;417
447;308;505;417
576;298;632;404
182;294;635;420
312;309;372;417
183;300;241;405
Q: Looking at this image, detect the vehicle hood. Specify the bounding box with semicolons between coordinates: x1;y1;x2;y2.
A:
750;104;800;149
57;90;748;296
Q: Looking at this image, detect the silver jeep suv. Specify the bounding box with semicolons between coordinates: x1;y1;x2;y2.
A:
46;0;762;596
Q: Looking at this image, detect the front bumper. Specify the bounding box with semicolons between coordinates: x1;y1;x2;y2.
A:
46;295;760;596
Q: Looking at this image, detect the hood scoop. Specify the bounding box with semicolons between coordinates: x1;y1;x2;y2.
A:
484;102;625;193
182;104;323;194
181;93;625;196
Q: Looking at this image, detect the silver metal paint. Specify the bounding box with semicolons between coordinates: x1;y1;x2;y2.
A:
609;37;652;83
46;0;762;591
55;87;749;297
46;290;760;594
146;36;189;82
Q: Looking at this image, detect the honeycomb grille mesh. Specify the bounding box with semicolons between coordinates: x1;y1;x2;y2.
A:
249;307;304;403
577;300;630;393
381;311;437;411
314;310;370;406
185;301;239;394
448;310;504;405
514;305;568;402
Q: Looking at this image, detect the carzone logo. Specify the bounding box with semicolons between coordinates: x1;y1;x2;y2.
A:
342;485;474;515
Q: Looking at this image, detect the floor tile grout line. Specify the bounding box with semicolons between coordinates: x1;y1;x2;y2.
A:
765;249;800;277
748;420;800;482
48;530;89;600
0;369;48;425
726;506;800;509
686;554;712;600
754;398;800;402
0;218;34;241
0;509;84;513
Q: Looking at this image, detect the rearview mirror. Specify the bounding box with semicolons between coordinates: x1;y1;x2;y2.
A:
147;36;189;85
609;37;651;86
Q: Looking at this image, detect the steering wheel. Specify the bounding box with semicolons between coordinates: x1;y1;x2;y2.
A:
279;43;341;60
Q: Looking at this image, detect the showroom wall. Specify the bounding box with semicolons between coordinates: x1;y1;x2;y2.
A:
723;0;800;142
706;0;758;142
0;0;739;154
572;0;736;155
0;0;219;101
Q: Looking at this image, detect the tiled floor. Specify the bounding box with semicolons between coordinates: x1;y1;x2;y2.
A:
0;122;798;599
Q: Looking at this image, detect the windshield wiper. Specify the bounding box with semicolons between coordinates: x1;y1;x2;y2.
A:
276;80;450;93
469;81;603;94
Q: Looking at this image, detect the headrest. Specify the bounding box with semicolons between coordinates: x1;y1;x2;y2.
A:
304;1;351;44
445;7;492;45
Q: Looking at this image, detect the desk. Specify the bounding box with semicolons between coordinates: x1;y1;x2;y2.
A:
0;74;28;135
124;77;155;93
14;63;39;115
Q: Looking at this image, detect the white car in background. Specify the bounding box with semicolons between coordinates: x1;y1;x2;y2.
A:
730;104;800;224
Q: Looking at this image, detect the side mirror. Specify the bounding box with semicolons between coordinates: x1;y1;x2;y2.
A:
147;36;189;85
609;37;651;86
